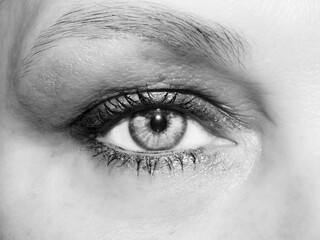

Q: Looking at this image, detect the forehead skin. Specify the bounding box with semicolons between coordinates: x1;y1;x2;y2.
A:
1;0;320;240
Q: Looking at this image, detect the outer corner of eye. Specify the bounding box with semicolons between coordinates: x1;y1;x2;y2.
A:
178;118;236;149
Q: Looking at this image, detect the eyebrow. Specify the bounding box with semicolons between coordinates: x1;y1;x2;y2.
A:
20;2;249;78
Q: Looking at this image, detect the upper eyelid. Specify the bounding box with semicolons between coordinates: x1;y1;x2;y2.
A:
70;89;227;123
68;89;247;143
10;3;268;131
4;0;277;142
80;88;232;116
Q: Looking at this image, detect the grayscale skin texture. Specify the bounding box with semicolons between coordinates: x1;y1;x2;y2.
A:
1;0;320;239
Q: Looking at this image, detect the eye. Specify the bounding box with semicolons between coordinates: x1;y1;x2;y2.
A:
101;108;232;152
70;89;241;175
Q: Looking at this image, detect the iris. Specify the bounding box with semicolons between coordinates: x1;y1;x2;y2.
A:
129;109;187;151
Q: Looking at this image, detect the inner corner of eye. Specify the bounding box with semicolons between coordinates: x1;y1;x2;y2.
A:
97;118;143;151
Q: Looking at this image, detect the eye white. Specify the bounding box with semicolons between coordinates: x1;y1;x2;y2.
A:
97;117;234;152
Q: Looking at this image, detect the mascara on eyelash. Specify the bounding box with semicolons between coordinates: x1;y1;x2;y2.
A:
88;140;208;175
69;89;238;139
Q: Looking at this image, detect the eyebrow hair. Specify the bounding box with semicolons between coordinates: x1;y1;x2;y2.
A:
20;2;249;78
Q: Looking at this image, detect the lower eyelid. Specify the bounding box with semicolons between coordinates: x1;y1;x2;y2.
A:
88;138;241;176
89;141;200;175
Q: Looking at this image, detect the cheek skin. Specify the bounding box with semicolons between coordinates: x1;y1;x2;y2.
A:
0;136;139;240
0;131;258;240
0;132;318;239
0;129;285;240
0;112;263;240
0;139;288;240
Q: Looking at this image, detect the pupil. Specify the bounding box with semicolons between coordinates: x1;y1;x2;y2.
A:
150;112;167;132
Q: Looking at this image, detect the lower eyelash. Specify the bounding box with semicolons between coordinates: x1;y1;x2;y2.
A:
87;140;206;176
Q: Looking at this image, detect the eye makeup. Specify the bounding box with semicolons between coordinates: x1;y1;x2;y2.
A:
69;87;249;176
70;88;245;138
89;140;206;176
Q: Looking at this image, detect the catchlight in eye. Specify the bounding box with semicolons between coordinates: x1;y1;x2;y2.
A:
98;107;232;153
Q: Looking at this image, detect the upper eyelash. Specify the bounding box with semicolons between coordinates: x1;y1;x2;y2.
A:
68;87;245;143
72;90;196;130
102;91;188;123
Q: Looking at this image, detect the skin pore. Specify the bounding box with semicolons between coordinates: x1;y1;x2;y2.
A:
1;0;320;240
